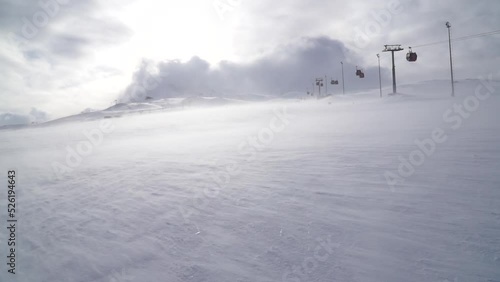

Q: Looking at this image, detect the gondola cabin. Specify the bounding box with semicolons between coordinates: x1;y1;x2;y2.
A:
356;66;365;78
406;47;417;62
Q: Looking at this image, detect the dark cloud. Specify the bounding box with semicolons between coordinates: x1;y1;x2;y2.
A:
119;37;392;102
3;0;132;62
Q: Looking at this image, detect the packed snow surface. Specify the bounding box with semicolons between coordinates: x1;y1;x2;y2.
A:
0;80;499;282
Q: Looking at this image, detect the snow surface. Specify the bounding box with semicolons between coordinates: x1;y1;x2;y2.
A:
0;79;499;282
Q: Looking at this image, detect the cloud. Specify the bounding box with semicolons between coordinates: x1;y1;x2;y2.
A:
0;113;31;127
0;107;49;126
29;107;49;122
232;0;500;82
0;0;132;119
119;36;392;102
6;3;133;62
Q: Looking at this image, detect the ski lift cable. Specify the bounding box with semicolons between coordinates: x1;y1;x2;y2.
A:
451;30;500;42
410;28;500;49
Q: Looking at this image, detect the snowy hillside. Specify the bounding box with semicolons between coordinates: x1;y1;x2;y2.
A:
26;97;250;127
0;79;499;282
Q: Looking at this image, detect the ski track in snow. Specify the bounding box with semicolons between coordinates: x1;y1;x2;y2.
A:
0;81;499;282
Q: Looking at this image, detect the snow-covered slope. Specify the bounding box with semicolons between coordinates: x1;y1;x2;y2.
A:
32;97;249;127
0;79;499;282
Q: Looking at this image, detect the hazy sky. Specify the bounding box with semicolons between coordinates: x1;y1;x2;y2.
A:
1;0;500;123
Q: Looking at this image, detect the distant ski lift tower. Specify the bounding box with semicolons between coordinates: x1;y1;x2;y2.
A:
382;44;404;94
325;75;328;96
340;62;345;94
315;78;324;98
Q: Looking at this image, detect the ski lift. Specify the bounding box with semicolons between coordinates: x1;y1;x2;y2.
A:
406;47;417;62
331;79;339;85
356;66;365;78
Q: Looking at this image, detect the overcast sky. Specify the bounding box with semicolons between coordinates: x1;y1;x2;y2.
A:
1;0;500;123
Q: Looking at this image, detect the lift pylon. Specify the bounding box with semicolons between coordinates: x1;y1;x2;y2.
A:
382;44;404;94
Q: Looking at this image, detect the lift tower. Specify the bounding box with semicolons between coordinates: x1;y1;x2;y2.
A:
382;45;404;94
